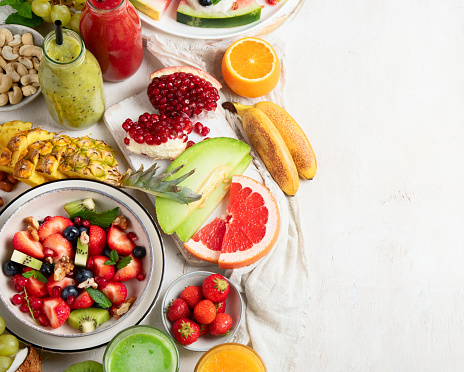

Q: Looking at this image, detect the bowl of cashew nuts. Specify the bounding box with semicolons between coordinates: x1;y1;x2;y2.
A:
0;25;44;111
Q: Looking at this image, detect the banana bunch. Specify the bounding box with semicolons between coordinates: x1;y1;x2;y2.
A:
223;101;317;196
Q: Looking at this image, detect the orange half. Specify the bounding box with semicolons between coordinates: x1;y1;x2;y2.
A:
222;37;281;98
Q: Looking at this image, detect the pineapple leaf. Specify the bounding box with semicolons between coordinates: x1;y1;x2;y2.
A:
120;163;202;205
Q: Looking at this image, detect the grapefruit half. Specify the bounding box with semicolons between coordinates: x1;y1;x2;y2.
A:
184;175;280;269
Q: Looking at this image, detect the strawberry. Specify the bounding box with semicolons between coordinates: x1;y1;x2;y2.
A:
88;225;107;256
12;231;44;259
91;255;115;281
42;297;70;329
215;301;226;314
38;216;73;241
193;299;216;325
202;274;230;303
172;318;200;345
180;286;204;309
70;290;94;310
167;298;191;322
43;233;74;262
47;276;77;296
209;313;232;336
113;254;141;281
107;225;135;255
23;268;47;297
100;281;127;306
199;323;209;337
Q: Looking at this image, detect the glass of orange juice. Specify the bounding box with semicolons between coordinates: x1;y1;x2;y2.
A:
194;343;266;372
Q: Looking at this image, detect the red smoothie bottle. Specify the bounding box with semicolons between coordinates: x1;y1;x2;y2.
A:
80;0;143;82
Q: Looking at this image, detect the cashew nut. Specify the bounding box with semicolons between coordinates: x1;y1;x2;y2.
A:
0;34;5;48
5;64;20;82
0;56;7;70
0;74;13;94
20;45;42;60
8;85;23;104
12;45;20;55
8;34;22;47
21;85;37;97
2;46;19;61
21;33;34;46
28;68;37;75
0;93;7;106
32;57;40;70
20;73;39;86
18;57;33;70
0;29;13;45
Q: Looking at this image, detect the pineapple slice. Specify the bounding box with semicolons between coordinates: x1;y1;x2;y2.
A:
13;140;55;187
0;121;33;172
35;135;73;181
0;128;55;174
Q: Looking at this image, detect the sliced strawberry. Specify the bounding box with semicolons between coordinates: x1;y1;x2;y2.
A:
113;254;141;282
107;225;135;255
47;276;77;296
42;297;70;329
100;281;127;306
88;225;107;256
12;231;44;259
38;216;73;242
91;255;115;280
43;233;74;263
70;290;94;310
23;268;48;297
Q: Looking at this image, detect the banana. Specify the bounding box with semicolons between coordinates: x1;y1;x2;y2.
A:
229;101;317;180
240;107;299;196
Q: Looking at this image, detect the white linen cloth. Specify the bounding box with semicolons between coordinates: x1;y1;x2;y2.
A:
148;31;310;372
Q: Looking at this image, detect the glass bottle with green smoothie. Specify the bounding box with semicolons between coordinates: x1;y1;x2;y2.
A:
39;28;105;130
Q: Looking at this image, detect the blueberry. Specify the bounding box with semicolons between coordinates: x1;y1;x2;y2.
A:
40;262;54;278
61;285;78;300
75;268;94;283
199;0;212;5
102;247;112;258
2;260;21;276
78;226;89;235
132;246;146;259
63;226;80;242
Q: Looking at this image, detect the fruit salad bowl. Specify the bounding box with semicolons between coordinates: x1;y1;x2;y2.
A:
161;271;243;352
0;179;164;343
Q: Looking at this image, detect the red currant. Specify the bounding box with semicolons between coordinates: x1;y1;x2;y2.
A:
30;296;43;309
19;303;29;313
136;273;145;281
82;219;91;228
73;216;82;227
11;294;23;306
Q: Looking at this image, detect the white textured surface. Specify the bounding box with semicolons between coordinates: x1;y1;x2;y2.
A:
2;0;464;370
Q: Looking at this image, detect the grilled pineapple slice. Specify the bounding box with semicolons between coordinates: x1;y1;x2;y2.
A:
35;135;73;181
0;121;34;171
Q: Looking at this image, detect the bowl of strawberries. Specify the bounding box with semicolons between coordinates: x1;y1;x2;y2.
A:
0;179;165;352
161;271;243;352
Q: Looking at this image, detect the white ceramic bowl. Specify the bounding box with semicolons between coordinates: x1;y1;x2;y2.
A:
0;24;43;112
161;271;243;352
0;179;164;346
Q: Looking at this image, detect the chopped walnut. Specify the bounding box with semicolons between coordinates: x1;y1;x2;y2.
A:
112;215;128;230
24;216;40;241
112;297;136;320
45;256;54;264
54;256;74;281
78;278;98;289
27;225;40;242
80;231;89;245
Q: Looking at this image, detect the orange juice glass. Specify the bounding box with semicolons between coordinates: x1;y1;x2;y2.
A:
194;343;266;372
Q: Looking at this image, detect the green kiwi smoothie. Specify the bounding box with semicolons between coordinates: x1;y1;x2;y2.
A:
39;29;105;130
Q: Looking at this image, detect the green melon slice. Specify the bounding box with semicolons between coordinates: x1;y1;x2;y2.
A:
130;0;171;20
155;137;250;235
176;154;251;242
176;0;261;28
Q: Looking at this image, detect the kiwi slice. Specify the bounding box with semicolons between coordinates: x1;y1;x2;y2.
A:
64;198;96;216
64;360;103;372
68;308;110;333
11;250;42;270
74;237;89;267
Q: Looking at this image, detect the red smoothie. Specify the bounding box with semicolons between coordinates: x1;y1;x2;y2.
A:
80;0;143;82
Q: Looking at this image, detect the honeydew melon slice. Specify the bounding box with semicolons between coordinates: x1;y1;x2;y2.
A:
155;137;250;235
176;154;251;242
130;0;171;20
176;0;261;28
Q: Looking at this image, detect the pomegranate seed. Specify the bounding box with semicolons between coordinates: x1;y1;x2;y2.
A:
38;314;49;327
66;270;75;278
203;137;210;140
44;216;52;222
186;141;195;149
66;295;76;306
30;296;43;309
127;231;138;241
200;126;210;136
194;122;203;134
136;273;145;281
19;303;29;313
51;286;62;299
43;248;54;257
11;294;23;305
82;219;90;228
86;257;94;270
73;216;82;227
95;277;108;289
124;137;130;145
267;0;278;4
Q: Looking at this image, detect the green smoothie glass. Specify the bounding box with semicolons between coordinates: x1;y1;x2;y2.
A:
39;29;105;130
103;326;179;372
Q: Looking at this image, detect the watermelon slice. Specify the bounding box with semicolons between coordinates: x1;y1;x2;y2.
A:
130;0;171;20
176;0;262;28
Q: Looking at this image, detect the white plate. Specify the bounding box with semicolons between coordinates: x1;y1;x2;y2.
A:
0;179;165;352
139;0;300;40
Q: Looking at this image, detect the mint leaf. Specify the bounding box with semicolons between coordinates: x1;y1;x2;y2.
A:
5;12;44;27
86;288;112;309
116;256;132;269
22;270;47;283
17;2;32;18
110;249;119;263
70;207;119;228
0;0;22;7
